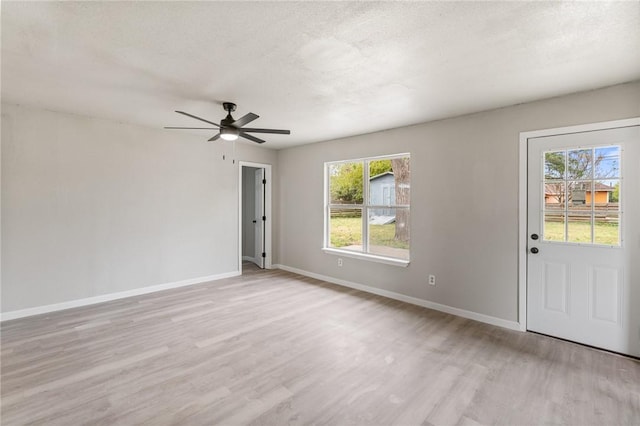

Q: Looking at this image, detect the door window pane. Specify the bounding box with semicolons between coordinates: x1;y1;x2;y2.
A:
329;208;362;250
594;212;620;245
567;181;593;209
595;179;618;207
544;212;565;242
567;212;592;243
544;181;565;210
567;149;593;180
595;146;620;178
544;151;565;179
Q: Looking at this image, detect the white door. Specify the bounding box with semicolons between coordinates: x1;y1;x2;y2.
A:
254;168;265;269
527;125;639;357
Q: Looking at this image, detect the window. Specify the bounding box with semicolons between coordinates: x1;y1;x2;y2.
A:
325;153;410;263
543;145;620;245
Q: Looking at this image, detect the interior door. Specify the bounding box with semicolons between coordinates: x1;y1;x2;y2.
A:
254;168;265;269
527;125;639;357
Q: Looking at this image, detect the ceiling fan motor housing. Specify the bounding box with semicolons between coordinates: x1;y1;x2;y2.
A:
221;115;236;127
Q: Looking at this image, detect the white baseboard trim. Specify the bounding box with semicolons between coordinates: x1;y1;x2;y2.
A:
242;256;257;263
0;270;241;322
273;264;521;332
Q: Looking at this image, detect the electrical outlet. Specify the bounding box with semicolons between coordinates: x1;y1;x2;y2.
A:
428;275;436;286
338;258;343;267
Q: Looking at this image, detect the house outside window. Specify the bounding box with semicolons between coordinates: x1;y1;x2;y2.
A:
324;153;410;264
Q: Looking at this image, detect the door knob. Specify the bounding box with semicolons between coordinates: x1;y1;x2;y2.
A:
531;234;539;240
530;247;539;254
252;220;257;223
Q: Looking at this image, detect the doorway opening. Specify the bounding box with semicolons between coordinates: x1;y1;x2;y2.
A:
239;162;272;273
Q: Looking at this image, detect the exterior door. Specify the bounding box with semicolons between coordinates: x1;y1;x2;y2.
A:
527;125;639;357
254;168;265;269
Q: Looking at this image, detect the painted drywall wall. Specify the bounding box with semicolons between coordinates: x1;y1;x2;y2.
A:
242;166;258;259
276;82;640;323
1;103;277;313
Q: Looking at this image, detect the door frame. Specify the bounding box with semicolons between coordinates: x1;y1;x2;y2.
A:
518;117;640;332
238;161;272;271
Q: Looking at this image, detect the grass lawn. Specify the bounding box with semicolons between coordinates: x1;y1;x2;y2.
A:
544;220;619;245
331;217;619;247
330;217;409;249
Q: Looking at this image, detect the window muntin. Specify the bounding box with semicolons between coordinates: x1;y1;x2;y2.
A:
326;154;410;261
542;145;620;246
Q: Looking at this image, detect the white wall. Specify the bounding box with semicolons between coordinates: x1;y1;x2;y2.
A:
1;104;277;313
3;83;638;320
276;82;640;324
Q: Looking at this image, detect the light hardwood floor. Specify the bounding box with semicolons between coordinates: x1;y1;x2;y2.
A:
2;264;639;425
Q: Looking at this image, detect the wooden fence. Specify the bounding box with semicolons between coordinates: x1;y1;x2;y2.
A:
330;208;361;218
545;203;619;223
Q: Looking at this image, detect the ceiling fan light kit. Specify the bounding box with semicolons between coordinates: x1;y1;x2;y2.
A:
164;102;290;145
220;127;239;141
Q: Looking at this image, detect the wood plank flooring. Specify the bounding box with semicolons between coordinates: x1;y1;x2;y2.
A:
2;264;639;425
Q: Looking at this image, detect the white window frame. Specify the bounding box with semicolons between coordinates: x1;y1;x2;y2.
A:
322;153;410;267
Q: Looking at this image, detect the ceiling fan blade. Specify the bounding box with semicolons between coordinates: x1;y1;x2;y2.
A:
232;112;259;128
240;128;291;135
208;133;221;142
175;111;220;127
165;127;218;130
240;132;265;144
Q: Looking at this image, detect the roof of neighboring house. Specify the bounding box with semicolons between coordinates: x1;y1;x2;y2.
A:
544;182;615;195
369;171;394;181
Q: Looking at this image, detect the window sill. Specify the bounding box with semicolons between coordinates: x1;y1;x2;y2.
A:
322;248;410;267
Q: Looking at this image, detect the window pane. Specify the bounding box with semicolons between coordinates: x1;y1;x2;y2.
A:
544;151;565;179
369;157;410;206
595;146;620;178
544;211;565;242
329;162;363;205
369;159;393;205
594;212;620;246
567;149;593;180
567;211;592;243
567;181;592;209
329;208;362;250
368;207;409;260
544;181;565;210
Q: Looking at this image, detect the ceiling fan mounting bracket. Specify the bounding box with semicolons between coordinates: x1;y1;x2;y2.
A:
222;102;237;113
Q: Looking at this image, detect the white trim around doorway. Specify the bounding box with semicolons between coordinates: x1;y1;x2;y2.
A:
518;117;640;332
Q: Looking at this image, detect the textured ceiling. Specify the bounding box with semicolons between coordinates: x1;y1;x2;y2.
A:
2;1;639;149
